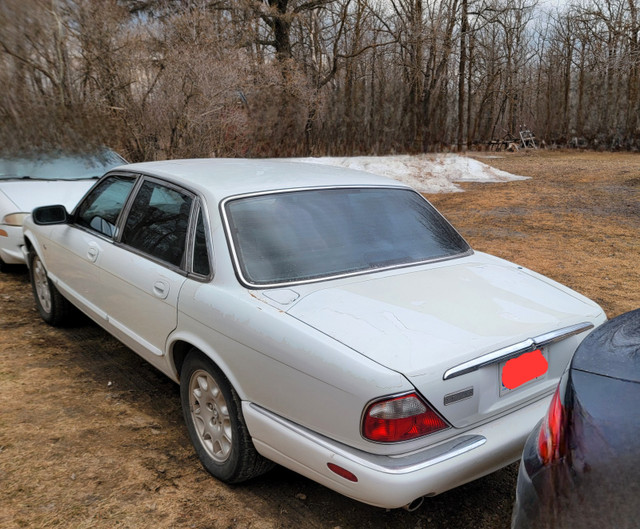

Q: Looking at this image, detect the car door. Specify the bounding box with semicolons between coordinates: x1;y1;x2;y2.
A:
95;177;193;362
44;173;138;321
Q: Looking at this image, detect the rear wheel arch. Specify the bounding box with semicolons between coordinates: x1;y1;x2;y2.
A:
169;340;243;395
170;340;192;381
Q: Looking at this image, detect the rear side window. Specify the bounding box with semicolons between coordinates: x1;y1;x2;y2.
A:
75;175;136;238
121;180;193;268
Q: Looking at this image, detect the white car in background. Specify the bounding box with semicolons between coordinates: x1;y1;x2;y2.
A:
22;159;606;509
0;149;126;271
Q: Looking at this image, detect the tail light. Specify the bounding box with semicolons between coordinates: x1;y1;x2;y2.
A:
362;392;449;442
537;385;567;464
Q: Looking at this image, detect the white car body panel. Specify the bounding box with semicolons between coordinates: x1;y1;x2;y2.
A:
0;180;94;263
287;253;605;428
243;395;549;509
40;224;186;367
21;158;607;508
175;278;413;451
120;158;402;204
0;225;24;264
0;179;95;212
38;225;104;318
94;241;185;359
0;189;20;213
288;255;600;376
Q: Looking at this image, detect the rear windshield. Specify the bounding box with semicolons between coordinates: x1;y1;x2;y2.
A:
224;187;470;286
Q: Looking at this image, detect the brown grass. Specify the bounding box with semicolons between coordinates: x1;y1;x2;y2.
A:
430;150;640;318
0;150;638;529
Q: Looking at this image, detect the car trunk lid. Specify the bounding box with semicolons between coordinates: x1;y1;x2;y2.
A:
287;257;604;427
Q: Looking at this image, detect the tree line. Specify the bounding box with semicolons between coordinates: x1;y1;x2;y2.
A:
1;0;638;161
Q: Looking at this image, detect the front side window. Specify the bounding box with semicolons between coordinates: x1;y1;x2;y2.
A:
224;187;471;286
75;174;137;238
121;180;193;268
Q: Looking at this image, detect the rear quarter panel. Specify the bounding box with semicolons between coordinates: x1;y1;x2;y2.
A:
173;279;416;453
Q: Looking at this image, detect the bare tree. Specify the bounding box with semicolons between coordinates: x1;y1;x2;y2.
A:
2;0;640;157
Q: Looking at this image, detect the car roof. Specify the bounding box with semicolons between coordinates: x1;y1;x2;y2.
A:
572;308;640;383
115;158;408;200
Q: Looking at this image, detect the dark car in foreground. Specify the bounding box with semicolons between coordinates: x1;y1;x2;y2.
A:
512;308;640;528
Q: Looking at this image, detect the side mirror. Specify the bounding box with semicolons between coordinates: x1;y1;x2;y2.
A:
32;205;69;225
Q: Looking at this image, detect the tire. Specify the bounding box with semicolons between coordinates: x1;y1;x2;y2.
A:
29;252;73;326
180;350;274;484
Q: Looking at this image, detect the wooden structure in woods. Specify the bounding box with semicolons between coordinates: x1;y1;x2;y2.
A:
486;127;537;151
486;134;521;151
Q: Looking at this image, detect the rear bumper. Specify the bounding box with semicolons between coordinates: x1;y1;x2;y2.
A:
243;395;551;509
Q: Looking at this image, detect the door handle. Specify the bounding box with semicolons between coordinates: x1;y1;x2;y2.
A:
87;244;99;262
153;280;169;299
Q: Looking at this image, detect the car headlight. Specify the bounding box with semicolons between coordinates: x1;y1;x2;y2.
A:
2;212;30;226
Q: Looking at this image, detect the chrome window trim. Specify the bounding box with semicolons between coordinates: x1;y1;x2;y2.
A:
220;185;472;289
442;322;595;381
118;175;197;271
111;173;145;241
118;171;214;282
186;200;215;282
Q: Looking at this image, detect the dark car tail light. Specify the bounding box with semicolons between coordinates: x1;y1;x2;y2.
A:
537;385;567;464
362;393;449;442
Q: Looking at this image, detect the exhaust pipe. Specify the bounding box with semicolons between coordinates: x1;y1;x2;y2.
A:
403;496;425;512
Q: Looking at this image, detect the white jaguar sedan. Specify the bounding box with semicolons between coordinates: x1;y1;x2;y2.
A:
22;159;606;509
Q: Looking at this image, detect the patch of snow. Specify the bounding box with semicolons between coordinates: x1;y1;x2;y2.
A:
292;154;528;193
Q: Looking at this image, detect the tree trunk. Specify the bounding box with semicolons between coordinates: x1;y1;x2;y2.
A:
457;0;468;150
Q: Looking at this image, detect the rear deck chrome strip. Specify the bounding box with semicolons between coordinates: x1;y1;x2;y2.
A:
443;322;595;381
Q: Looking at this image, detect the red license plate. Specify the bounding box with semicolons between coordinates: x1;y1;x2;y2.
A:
500;349;548;395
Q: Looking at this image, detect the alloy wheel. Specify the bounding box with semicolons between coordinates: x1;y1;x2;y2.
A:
189;369;233;463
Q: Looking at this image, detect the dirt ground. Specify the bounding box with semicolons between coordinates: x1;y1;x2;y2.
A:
0;150;638;529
